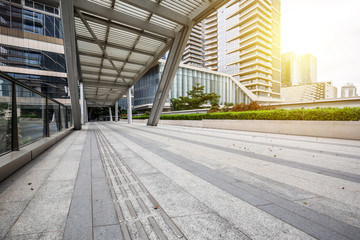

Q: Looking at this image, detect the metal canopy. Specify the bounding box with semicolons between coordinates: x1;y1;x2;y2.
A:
61;0;226;107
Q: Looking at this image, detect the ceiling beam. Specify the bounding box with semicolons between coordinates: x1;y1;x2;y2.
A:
77;35;154;56
83;81;129;89
81;70;133;79
75;12;168;43
81;62;138;73
119;0;189;26
73;0;175;38
78;51;146;66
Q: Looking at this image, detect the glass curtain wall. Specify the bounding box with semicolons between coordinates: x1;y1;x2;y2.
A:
134;63;254;108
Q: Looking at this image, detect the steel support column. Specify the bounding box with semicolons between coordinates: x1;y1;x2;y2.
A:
109;107;113;121
147;25;193;126
80;82;85;124
127;88;132;124
115;101;119;122
84;100;88;123
60;0;81;130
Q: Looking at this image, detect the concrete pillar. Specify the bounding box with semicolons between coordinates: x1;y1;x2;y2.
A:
115;101;119;122
80;82;85;124
109;107;113;121
127;88;132;124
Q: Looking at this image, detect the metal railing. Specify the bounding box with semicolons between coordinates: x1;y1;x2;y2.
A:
0;72;72;155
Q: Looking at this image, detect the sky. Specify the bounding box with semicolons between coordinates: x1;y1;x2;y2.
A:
281;0;360;96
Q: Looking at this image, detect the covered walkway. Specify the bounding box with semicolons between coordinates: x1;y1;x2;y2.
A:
1;122;360;239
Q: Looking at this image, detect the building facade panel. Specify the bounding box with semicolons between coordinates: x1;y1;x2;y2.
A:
281;82;337;102
0;0;68;99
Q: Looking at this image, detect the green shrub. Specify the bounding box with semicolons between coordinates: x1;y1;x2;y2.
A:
159;107;360;121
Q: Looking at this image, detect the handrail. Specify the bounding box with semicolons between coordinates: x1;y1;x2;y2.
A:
0;71;67;107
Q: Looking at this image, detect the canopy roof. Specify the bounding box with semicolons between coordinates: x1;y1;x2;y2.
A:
68;0;228;107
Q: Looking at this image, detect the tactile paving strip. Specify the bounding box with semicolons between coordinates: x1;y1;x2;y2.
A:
94;126;186;240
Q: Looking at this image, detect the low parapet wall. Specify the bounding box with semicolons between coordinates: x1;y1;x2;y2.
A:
131;119;360;140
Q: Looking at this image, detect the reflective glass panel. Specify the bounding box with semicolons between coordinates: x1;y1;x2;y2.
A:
0;78;12;154
16;85;45;147
60;105;65;130
48;100;59;135
67;108;72;127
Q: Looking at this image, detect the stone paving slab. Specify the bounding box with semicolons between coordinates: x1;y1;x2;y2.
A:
1;122;360;240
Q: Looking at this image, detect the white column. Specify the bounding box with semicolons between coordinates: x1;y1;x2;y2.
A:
115;101;119;122
127;88;132;124
84;99;88;123
60;0;81;130
109;107;113;121
80;82;84;124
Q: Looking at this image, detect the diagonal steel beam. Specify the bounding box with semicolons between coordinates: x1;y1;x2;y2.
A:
76;9;126;82
147;25;193;126
119;0;189;26
73;0;175;38
77;35;154;56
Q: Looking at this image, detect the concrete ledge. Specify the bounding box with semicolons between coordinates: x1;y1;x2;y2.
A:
158;120;360;140
0;128;73;182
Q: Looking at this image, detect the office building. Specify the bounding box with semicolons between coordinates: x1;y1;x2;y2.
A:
281;52;317;87
182;22;205;67
134;60;256;111
202;0;282;102
341;83;357;98
281;82;337;102
0;0;68;100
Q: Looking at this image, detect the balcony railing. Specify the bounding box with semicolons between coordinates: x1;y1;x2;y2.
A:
0;72;72;155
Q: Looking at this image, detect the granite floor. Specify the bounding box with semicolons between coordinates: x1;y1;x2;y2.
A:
0;122;360;240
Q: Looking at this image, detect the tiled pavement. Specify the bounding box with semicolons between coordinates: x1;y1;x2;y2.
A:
0;122;360;239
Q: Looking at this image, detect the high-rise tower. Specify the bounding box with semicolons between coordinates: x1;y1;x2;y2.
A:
204;0;281;102
281;52;317;87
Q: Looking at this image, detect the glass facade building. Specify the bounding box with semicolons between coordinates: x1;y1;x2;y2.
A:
134;61;255;111
0;0;68;100
0;0;62;38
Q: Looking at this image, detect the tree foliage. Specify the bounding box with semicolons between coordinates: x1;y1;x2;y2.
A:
170;84;220;111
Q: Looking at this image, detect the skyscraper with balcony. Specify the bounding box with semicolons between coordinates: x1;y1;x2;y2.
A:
0;0;68;100
204;0;281;102
182;23;205;67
